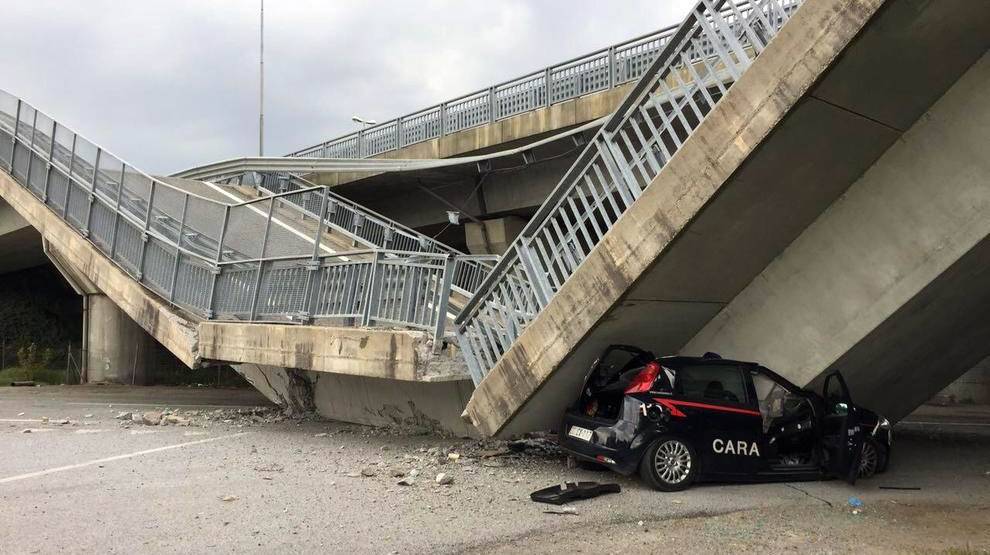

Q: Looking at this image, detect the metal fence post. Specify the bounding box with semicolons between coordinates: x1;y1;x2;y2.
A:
544;68;552;107
361;250;385;327
432;255;457;352
205;204;230;319
61;134;75;217
42;121;57;203
249;199;276;320
516;240;552;308
108;164;126;259
608;45;617;88
394;117;402;151
6;99;20;173
301;187;330;322
439;104;447;137
136;179;156;280
488;86;497;122
82;148;101;237
168;194;189;303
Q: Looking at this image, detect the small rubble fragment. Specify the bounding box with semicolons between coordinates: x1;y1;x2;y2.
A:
397;477;416;486
360;467;377;477
435;473;453;485
543;506;578;515
220;495;239;502
114;412;133;420
142;411;163;426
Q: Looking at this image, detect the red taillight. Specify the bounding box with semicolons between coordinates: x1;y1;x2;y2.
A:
625;361;661;394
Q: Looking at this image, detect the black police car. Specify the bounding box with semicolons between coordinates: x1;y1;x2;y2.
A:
559;346;892;491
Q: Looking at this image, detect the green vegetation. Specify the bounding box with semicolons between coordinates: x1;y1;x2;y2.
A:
0;366;67;386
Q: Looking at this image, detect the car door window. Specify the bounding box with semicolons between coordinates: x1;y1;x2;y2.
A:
675;364;748;406
750;371;812;434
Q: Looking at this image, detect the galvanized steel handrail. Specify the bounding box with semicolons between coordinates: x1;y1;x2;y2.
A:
205;169;497;295
0;89;470;346
454;0;803;384
286;2;762;161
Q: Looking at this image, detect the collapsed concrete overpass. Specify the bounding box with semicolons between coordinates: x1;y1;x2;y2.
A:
1;0;987;440
459;0;990;436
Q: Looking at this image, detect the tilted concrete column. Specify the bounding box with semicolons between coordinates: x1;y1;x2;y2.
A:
465;216;525;255
85;294;157;385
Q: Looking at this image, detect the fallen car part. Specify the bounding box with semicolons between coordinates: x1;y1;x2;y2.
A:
530;481;621;505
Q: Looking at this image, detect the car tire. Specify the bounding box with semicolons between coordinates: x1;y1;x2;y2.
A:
639;436;698;492
857;437;882;479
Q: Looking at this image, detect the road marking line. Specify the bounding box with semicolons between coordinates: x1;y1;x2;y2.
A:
200;180;338;255
0;418;43;423
0;432;249;485
900;420;990;427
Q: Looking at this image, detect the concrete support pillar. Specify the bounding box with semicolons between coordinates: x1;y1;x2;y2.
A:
85;294;157;385
465;216;525;255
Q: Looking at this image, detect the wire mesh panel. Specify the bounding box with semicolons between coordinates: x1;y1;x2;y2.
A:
112;217;144;276
214;264;257;318
400;108;442;146
313;260;372;320
174;256;213;315
255;260;310;319
495;74;546;120
446;92;490;133
88;197;116;251
142;237;176;296
46;168;69;213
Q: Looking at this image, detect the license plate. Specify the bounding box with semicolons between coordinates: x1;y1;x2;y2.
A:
568;425;593;442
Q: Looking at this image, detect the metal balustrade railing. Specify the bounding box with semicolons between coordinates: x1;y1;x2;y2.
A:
454;0;803;384
0;88;475;347
205;170;498;296
286;2;788;161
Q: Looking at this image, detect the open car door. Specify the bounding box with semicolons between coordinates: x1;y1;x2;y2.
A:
821;371;865;484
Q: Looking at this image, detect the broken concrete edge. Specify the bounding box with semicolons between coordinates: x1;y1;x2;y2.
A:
0;169;201;369
461;0;887;438
200;321;471;383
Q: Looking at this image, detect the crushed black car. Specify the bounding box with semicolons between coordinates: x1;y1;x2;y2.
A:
558;345;892;491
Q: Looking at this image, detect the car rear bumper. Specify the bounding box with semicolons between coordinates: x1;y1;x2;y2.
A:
558;408;648;476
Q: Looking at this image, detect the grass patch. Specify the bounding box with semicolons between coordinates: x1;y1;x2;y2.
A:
0;367;67;386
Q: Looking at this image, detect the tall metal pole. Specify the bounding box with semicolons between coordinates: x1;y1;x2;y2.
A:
259;0;265;156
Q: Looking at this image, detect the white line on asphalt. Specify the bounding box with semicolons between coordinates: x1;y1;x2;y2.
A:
199;180;339;256
900;420;990;427
0;418;43;423
0;432;249;485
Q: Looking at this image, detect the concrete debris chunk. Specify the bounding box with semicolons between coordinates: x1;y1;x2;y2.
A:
130;413;143;423
397;477;416;486
314;432;328;438
114;412;132;420
409;469;420;478
163;415;191;426
220;495;239;502
390;469;406;478
360;467;377;477
142;411;164;426
21;429;31;434
544;506;578;515
448;453;460;462
435;473;453;485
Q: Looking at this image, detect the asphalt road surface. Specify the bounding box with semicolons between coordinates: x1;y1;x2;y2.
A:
1;385;988;554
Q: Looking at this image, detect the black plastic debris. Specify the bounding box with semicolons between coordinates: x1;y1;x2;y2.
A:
530;481;621;505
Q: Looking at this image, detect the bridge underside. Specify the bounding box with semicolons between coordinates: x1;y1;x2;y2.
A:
464;0;990;437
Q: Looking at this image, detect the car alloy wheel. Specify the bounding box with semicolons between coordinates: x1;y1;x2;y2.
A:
858;439;880;479
654;439;692;485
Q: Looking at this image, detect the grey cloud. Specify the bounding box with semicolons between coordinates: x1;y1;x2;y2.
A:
0;0;694;174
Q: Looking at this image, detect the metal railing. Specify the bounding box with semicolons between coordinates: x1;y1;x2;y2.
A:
287;2;772;160
0;88;475;346
206;170;497;296
454;0;803;384
286;19;679;159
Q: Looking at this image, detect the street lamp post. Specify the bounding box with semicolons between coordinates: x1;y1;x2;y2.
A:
352;115;377;129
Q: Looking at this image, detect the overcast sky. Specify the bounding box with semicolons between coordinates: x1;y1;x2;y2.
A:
0;0;694;175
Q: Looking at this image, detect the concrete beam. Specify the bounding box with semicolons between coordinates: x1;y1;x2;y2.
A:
0;170;201;368
684;53;990;420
